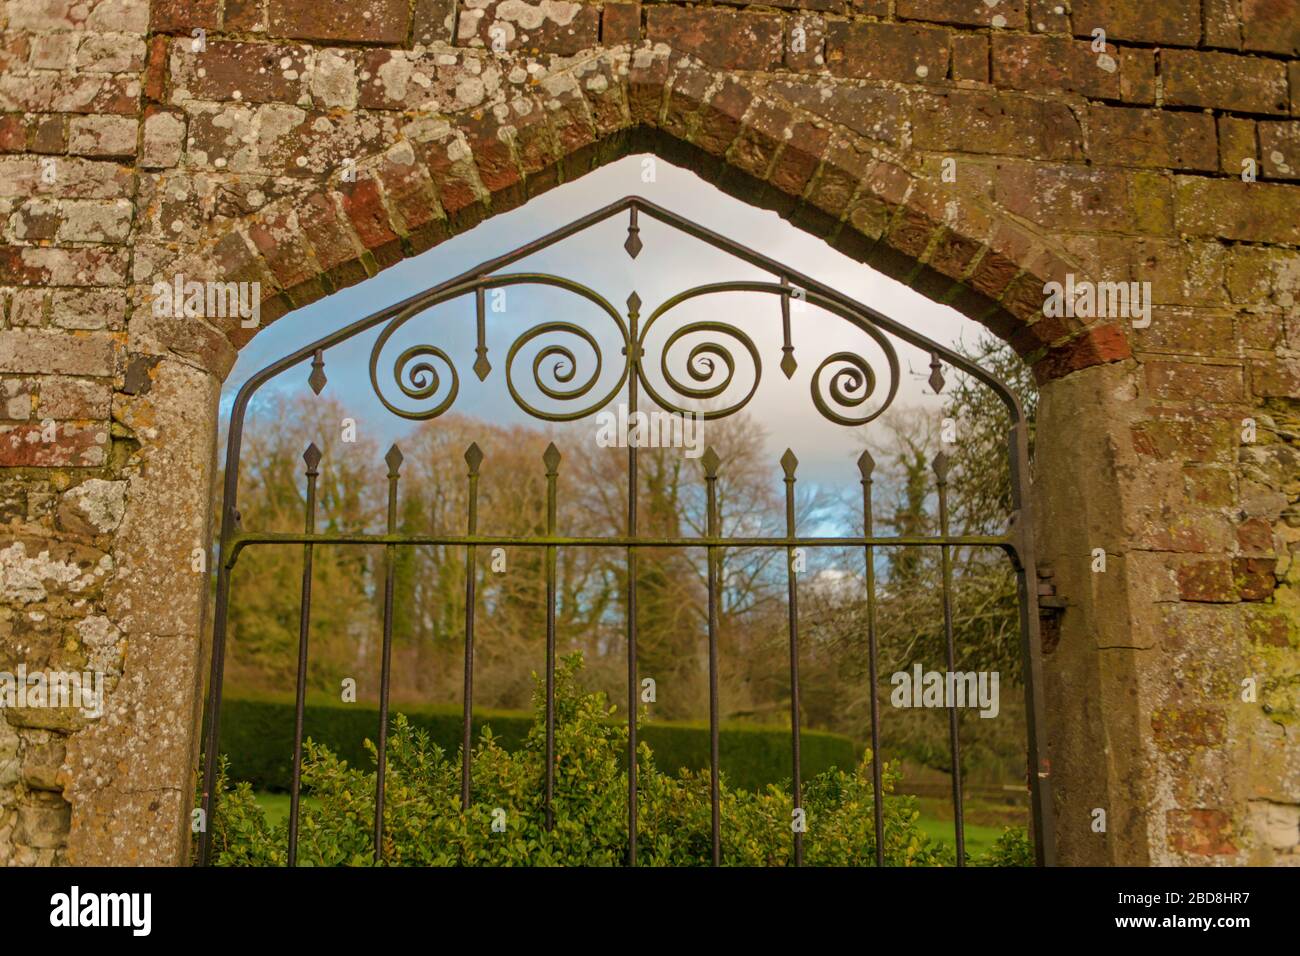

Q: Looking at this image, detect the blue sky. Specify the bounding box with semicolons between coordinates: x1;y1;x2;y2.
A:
222;155;991;495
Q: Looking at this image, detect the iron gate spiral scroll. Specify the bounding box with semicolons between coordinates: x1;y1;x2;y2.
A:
197;196;1055;867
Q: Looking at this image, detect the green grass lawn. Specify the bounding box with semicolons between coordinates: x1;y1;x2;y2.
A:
915;816;1002;858
255;792;318;828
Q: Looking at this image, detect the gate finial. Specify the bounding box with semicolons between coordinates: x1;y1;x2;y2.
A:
465;442;483;475
857;449;875;480
385;444;404;477
308;349;327;395
543;441;561;476
780;448;798;480
701;446;720;478
932;450;950;483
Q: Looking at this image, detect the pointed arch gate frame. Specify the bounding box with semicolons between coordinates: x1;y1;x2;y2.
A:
196;195;1055;867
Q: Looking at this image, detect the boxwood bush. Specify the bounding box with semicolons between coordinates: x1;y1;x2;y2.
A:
219;690;859;793
204;655;1032;866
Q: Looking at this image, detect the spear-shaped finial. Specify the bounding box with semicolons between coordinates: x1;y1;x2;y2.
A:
701;446;720;479
932;450;950;484
543;441;561;477
780;448;798;481
385;444;404;478
857;449;875;481
464;441;483;476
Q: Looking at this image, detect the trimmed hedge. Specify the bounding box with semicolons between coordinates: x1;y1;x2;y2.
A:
219;693;859;793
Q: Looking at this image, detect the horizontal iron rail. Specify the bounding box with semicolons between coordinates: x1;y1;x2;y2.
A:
225;531;1015;563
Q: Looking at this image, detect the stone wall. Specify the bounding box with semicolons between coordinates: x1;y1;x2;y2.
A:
0;0;1297;865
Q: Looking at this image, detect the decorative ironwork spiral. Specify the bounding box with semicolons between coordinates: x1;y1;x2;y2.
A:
811;350;890;426
369;305;461;420
506;320;624;421
394;345;458;414
637;286;764;420
645;320;761;419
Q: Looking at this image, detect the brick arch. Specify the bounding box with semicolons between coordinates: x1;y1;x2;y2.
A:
155;46;1126;387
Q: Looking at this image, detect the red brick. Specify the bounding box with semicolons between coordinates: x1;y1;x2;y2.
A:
297;192;366;291
1119;47;1156;104
458;0;599;56
897;0;1026;28
770;121;830;196
646;8;783;71
1153;709;1227;748
1260;121;1300;180
225;0;267;32
460;109;525;208
1088;107;1218;171
1203;0;1241;48
729;100;792;181
785;14;826;72
914;90;1083;161
602;2;641;46
1028;0;1070;32
1071;0;1201;46
412;0;456;46
0;74;137;115
29;116;67;154
0;115;25;152
1162;49;1290;115
826;21;950;83
992;34;1121;100
694;81;754;158
1144;361;1244;403
1241;0;1300;55
247;210;319;292
268;0;410;44
1131;417;1235;463
1251;356;1300;397
151;0;221;32
1236;517;1275;555
1177;559;1236;602
1218;116;1257;175
338;175;402;267
143;36;168;103
627;53;670;126
182;43;307;104
1234;558;1276;600
1166;809;1237;856
951;33;989;83
0;422;107;467
1032;323;1132;380
1175;179;1300;245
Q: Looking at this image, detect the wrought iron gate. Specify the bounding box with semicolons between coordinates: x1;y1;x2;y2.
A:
196;196;1055;867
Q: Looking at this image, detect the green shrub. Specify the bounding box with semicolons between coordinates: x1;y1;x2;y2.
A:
219;691;858;793
202;655;1028;866
974;825;1035;867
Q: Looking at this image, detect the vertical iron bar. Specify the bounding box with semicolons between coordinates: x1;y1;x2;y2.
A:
625;292;641;866
1009;422;1056;866
858;452;885;866
702;447;722;866
780;450;803;867
543;442;561;830
374;444;403;863
198;544;233;867
934;452;965;865
288;443;321;866
461;443;483;810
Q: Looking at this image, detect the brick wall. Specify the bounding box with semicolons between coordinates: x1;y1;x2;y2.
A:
0;0;1297;865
